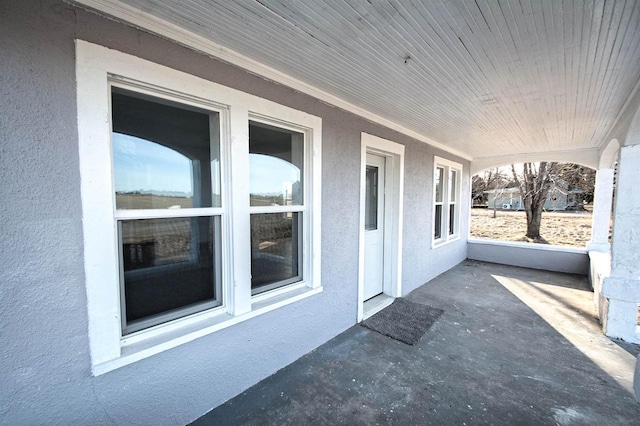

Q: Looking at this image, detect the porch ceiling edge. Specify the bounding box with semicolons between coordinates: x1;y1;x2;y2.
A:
470;149;599;175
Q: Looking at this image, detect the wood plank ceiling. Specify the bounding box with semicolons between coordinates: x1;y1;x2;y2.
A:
90;0;640;162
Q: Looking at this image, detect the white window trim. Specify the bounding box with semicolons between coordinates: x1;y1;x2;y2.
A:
76;40;322;375
432;156;462;248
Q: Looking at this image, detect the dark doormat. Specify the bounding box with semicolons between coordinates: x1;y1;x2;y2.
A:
361;298;444;345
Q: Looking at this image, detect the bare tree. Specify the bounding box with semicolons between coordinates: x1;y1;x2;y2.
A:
472;168;508;203
473;162;595;242
473;168;514;218
510;162;558;239
555;164;596;203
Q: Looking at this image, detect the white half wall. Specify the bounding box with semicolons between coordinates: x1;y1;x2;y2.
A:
468;239;589;275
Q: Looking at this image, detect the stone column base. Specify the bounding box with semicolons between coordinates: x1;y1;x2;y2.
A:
602;275;640;343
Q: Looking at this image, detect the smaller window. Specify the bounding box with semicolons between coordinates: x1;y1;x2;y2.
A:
434;167;444;239
249;120;307;295
433;157;462;246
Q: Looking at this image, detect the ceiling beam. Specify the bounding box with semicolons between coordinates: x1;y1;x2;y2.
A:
471;149;600;174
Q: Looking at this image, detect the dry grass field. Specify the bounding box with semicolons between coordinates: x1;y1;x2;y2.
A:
116;193;193;209
470;208;594;248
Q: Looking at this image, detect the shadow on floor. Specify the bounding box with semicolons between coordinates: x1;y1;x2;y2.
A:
194;260;640;426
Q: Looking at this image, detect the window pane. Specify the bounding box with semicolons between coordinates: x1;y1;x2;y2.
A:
111;87;221;209
365;166;378;230
449;204;455;235
120;216;221;333
450;170;457;202
435;167;444;202
251;213;301;294
434;205;442;239
249;121;303;206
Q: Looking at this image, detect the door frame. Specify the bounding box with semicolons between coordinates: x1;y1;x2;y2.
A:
358;133;405;322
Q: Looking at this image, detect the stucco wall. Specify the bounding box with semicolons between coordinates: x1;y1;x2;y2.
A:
0;1;469;424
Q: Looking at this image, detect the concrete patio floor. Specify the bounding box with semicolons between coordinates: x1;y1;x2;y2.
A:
194;260;640;425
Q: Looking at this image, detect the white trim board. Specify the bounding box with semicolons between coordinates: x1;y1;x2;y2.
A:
357;133;404;322
72;0;471;161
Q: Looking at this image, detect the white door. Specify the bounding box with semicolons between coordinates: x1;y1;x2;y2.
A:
363;153;385;300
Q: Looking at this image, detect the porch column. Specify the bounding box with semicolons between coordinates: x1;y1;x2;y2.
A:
602;144;640;343
586;168;614;252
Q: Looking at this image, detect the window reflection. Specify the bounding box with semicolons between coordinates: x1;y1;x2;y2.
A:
113;134;196;209
249;121;303;206
120;216;221;331
449;204;455;235
111;88;221;209
435;205;443;239
435;167;444;203
450;170;457;202
250;213;301;294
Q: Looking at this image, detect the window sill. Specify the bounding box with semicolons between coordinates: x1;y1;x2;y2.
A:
432;235;461;249
92;284;322;376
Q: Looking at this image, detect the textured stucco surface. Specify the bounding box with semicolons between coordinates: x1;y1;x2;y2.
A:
0;1;468;424
603;144;640;343
610;145;640;279
468;240;589;275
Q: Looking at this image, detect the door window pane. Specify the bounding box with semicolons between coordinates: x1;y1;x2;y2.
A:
250;213;301;294
365;166;378;230
120;216;221;333
111;87;221;209
249;121;303;206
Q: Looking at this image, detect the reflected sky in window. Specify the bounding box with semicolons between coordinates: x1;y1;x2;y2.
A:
114;133;299;203
249;153;300;199
113;133;193;196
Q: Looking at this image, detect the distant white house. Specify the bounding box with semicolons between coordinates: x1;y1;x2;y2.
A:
485;186;583;211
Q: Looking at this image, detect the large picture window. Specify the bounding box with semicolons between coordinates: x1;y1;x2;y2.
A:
76;41;321;374
433;156;462;246
111;87;224;335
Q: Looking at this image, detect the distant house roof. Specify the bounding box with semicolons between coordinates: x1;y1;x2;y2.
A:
484;181;583;195
483;187;520;194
